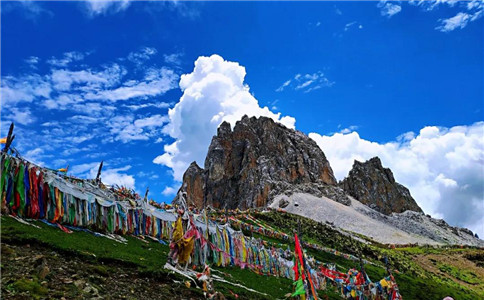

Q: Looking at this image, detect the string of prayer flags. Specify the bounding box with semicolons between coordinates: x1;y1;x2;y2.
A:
1;152;402;300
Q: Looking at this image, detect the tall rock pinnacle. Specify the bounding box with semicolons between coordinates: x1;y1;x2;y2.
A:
176;115;340;209
341;157;423;215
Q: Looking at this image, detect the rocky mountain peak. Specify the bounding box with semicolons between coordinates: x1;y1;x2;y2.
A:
176;115;345;209
341;156;423;215
216;121;232;138
354;157;395;183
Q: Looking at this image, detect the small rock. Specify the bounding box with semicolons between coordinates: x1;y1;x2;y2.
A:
1;244;15;256
74;279;86;288
278;198;289;208
35;259;50;279
33;254;44;261
83;284;98;295
92;286;99;295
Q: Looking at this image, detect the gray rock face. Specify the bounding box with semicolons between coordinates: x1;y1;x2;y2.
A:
177;115;343;209
341;157;423;215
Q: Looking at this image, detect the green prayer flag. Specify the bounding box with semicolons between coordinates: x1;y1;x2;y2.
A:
291;278;305;297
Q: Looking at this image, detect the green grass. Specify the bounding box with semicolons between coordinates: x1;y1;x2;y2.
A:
438;263;481;284
1;216;170;272
0;216;295;299
251;212;484;300
2;214;483;300
394;272;477;300
6;278;48;299
213;266;292;299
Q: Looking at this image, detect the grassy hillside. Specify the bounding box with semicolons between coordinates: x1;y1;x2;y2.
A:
1;215;289;299
253;211;484;300
1;212;483;299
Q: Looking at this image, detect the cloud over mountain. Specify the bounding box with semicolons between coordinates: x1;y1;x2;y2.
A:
309;122;484;236
154;54;295;181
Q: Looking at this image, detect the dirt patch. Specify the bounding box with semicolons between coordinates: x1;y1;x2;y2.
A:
1;241;204;299
414;251;484;294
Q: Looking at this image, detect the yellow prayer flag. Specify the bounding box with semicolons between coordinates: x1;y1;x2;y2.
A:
380;278;389;287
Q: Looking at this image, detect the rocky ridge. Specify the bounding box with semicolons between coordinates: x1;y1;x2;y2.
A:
341;157;423;215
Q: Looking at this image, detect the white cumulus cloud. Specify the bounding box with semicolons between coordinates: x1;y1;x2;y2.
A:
411;0;459;11
100;166;135;189
435;11;480;32
164;53;183;65
309;122;484;237
108;114;168;143
3;107;36;126
409;0;483;32
127;47;157;66
1;74;51;105
25;56;40;68
47;51;87;67
154;54;295;181
1;48;176;152
71;163;135;189
84;67;178;101
378;1;402;18
24;147;46;166
162;186;177;196
84;0;131;17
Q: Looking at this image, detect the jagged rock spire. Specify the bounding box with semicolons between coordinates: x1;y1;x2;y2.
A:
341;157;423;215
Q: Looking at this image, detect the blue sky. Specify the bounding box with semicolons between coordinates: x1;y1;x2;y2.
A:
1;1;483;235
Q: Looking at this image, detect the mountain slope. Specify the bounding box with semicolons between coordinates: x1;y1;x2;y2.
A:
269;193;483;247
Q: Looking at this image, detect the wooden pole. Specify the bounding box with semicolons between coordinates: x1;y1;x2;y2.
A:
95;161;103;183
144;187;149;203
358;247;368;284
1;123;14;214
2;123;15;153
384;256;392;276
